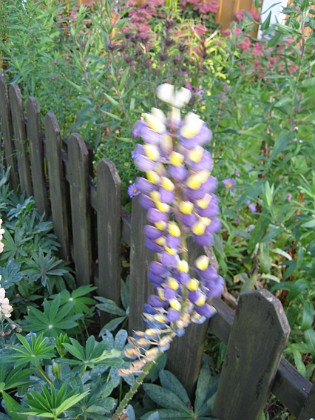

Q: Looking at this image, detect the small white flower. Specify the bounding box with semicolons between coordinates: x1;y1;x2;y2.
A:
157;83;191;108
180;112;204;138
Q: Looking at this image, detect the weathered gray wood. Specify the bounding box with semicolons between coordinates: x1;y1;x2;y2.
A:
9;83;32;195
209;296;234;343
128;197;154;332
66;134;93;285
205;293;313;417
0;76;19;188
96;159;121;300
213;289;290;420
298;384;315;420
167;241;216;399
121;208;131;245
45;112;70;261
26;97;49;217
273;357;313;417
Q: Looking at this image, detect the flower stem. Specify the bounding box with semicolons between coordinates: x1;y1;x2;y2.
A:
37;365;53;385
113;358;158;419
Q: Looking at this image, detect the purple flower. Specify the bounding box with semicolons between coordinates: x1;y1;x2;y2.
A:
247;201;257;213
128;183;140;198
223;178;236;191
286;193;292;201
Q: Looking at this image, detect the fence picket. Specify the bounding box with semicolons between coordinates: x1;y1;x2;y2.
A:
67;133;93;285
8;83;32;195
0;75;19;188
96;159;121;302
45;112;70;261
213;289;291;420
128;197;154;332
26;97;49;217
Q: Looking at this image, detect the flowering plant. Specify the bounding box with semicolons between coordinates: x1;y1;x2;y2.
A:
114;84;224;417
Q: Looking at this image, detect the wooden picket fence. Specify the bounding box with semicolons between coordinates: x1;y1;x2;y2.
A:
0;75;314;419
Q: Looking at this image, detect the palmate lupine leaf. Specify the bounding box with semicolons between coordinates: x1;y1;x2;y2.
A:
7;333;55;367
60;335;122;370
50;285;97;317
22;294;82;337
0;363;33;390
23;251;72;287
22;383;89;418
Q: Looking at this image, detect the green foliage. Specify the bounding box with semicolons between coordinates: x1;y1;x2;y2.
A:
22;294;83;337
139;356;219;419
7;333;55;367
95;279;129;332
22;383;89;419
59;335;122;372
0;177;75;315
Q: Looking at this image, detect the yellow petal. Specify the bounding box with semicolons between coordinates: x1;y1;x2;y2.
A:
143;113;165;133
161;177;175;191
169;151;184;166
195;255;209;271
188;146;204;163
168;221;181;237
177;260;189;273
179;201;194;214
186;278;199;291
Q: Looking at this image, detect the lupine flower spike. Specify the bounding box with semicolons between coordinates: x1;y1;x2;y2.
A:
120;84;224;378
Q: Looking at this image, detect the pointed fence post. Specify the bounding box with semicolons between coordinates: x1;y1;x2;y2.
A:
96;159;121;302
0;75;19;188
26;97;49;217
9;83;32;195
67;134;93;285
128;197;154;333
45;112;70;261
213;289;290;420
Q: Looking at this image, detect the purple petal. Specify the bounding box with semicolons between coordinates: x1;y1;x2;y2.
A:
166;235;181;249
149;261;166;276
145;238;164;253
167;308;181;322
168;165;187;182
144;225;163;240
194;303;216;318
148;295;166;308
139;194;155;210
159;188;175;204
163;286;177;300
160;251;178;267
136;177;156;194
147;209;169;224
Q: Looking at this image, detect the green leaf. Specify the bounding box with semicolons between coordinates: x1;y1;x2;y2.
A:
260;11;271;30
56;391;89;416
143;384;192;414
304;329;315;355
141;409;191;419
195;356;218;416
1;391;28;420
301;219;315;228
269;131;291;163
291;349;306;376
301;302;315;330
159;371;190;405
95;297;126;316
99;316;126;334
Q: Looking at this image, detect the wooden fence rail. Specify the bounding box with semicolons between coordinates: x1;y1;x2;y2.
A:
0;75;314;419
